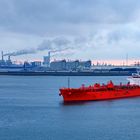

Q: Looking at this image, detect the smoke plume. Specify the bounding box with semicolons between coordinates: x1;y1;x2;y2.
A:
4;37;73;57
4;49;37;56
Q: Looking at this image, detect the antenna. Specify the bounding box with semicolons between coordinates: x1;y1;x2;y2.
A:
68;77;70;88
126;53;128;66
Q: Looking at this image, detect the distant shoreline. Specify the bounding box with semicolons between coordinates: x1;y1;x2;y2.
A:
0;71;134;76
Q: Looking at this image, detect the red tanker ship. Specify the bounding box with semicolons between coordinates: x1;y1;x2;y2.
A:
59;81;140;102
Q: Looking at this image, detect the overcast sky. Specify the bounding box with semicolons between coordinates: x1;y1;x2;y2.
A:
0;0;140;62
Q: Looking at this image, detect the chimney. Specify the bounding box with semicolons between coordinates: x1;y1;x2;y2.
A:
8;55;11;61
48;51;50;58
1;51;4;61
48;51;50;64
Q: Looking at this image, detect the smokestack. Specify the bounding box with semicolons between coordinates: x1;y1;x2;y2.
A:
1;51;4;61
8;55;11;61
48;51;51;66
48;51;50;58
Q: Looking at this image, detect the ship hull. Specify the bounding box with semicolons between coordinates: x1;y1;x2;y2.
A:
60;87;140;102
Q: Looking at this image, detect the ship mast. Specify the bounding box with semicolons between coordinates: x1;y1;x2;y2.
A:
68;77;70;88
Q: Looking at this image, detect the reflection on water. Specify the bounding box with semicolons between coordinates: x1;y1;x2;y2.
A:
61;101;88;106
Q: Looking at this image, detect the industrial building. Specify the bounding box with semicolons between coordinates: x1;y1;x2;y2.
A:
50;60;92;71
0;50;139;75
66;60;79;71
0;51;13;66
79;60;92;69
43;52;50;67
31;61;42;67
50;60;66;71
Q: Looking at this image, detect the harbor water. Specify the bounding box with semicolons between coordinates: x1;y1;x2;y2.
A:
0;76;140;140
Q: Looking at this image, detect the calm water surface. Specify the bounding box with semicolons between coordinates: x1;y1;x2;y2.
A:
0;76;140;140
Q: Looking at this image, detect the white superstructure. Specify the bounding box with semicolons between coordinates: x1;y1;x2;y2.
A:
127;71;140;85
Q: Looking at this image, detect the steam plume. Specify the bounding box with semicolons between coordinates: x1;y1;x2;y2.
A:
4;37;72;57
4;49;37;56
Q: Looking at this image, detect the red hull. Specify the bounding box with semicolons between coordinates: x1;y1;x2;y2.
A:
59;84;140;102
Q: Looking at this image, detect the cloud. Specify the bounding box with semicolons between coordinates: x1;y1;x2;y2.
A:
0;0;139;35
0;0;140;61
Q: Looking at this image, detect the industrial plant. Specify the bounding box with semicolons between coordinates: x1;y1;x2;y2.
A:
0;51;91;71
0;51;139;76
